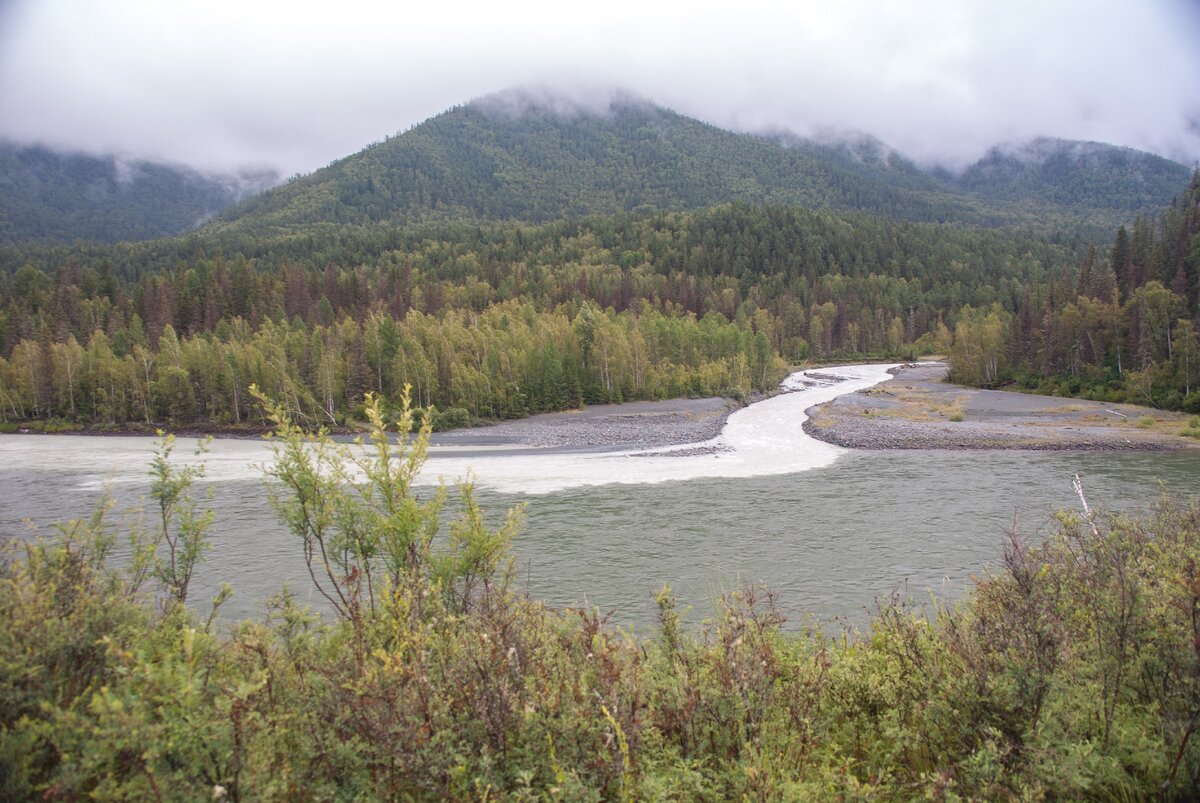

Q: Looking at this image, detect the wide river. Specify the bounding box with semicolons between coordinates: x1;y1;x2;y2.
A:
3;364;1198;630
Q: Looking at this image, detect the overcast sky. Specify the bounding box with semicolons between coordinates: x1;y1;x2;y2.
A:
1;0;1198;176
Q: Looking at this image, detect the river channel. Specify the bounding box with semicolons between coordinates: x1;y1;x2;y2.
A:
2;365;1198;630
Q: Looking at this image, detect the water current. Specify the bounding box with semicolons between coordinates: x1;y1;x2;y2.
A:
2;364;1198;630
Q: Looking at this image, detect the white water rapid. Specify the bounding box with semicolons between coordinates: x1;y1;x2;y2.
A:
0;363;898;496
423;362;898;493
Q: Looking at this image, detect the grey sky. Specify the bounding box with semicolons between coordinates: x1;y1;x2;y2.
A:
1;0;1198;176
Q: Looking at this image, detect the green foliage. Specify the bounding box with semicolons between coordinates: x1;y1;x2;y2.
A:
4;406;1200;798
0;201;1080;428
428;405;471;431
949;169;1200;410
251;384;523;626
0;288;792;428
209;97;1185;238
137;432;215;607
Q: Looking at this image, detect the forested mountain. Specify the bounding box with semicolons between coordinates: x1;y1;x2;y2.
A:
945;137;1191;211
3;93;1188;247
1;90;1197;430
210;92;1191;237
0;142;278;245
210;95;967;232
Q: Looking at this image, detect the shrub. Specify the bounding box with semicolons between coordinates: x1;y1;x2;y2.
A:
1181;416;1200;439
3;391;1199;798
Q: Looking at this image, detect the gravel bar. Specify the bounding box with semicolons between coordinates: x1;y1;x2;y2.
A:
803;363;1198;451
431;395;764;451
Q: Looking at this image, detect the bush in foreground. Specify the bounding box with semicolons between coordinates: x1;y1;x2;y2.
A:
2;395;1199;799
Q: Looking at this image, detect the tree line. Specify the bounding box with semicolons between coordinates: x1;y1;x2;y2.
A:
949;170;1200;411
0;301;784;428
0;202;1088;427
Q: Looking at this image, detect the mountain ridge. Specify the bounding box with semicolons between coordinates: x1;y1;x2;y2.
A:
0;141;279;245
2;91;1192;245
207;92;1191;238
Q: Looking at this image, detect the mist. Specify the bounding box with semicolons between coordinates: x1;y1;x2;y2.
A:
1;0;1197;176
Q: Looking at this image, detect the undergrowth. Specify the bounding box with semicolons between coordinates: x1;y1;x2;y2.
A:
3;390;1199;800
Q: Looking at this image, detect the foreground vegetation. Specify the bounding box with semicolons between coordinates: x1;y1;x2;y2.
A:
2;394;1199;800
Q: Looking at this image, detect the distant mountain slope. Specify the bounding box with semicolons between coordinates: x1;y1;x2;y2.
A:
943;137;1192;211
0;142;278;245
215;95;962;230
212;92;1191;237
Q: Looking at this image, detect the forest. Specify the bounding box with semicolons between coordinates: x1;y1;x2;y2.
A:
0;202;1090;429
1;167;1198;430
2;98;1195;431
948;169;1200;411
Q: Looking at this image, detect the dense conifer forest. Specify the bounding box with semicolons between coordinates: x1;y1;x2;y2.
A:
0;203;1081;429
948;170;1200;411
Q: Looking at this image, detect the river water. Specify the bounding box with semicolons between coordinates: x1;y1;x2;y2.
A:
3;364;1198;630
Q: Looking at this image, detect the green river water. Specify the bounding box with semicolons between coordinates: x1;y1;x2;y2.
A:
2;439;1197;630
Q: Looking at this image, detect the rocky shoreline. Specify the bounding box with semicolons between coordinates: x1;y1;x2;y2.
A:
14;364;1192;455
801;417;1183;451
802;363;1199;451
432;395;758;451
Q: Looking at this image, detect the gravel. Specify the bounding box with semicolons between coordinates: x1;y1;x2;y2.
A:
431;396;748;451
803;363;1196;451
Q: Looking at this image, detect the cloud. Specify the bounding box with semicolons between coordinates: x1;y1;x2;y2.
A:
1;0;1198;175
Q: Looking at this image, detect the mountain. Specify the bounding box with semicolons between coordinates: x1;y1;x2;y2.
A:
212;93;966;232
0;142;278;245
210;91;1191;237
941;137;1192;211
6;92;1188;248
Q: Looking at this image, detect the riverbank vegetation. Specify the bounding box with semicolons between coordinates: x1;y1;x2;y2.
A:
3;393;1199;799
949;170;1200;411
0;202;1080;428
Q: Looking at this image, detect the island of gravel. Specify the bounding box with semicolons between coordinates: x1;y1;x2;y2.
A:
431;395;761;452
803;362;1200;451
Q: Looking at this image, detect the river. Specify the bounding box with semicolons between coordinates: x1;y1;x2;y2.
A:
3;364;1198;630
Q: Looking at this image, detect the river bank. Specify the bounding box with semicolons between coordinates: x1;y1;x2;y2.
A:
4;394;766;447
803;362;1200;451
431;395;757;451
